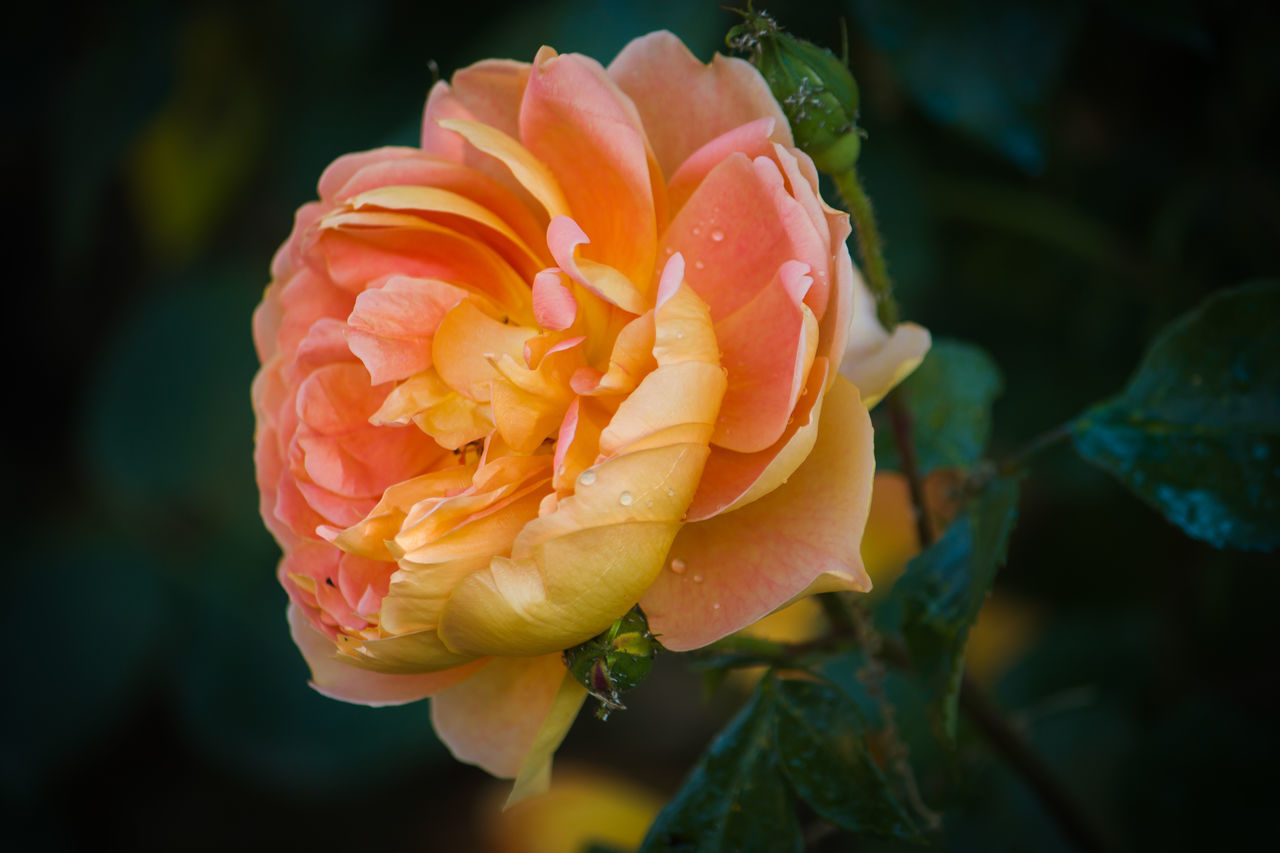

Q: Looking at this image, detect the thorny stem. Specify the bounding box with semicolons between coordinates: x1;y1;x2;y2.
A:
832;186;1106;849
832;167;900;329
960;676;1116;853
887;389;934;548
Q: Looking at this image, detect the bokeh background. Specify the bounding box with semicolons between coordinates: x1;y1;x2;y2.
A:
8;0;1278;850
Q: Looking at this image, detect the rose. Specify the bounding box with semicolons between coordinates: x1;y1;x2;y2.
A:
252;31;929;798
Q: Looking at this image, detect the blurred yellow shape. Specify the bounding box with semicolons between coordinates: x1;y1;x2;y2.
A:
484;765;663;853
964;592;1044;688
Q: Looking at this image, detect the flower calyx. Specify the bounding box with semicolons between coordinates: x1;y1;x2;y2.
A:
563;607;658;721
727;5;865;175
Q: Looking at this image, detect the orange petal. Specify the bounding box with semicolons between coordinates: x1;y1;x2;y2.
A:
430;655;585;783
288;602;481;705
520;48;658;287
608;31;792;178
641;375;874;650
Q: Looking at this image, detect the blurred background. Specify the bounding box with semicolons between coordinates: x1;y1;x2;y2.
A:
7;0;1278;850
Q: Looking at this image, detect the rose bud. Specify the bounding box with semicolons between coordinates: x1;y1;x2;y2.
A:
728;7;864;175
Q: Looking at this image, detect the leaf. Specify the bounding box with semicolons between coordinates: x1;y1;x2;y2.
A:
849;0;1084;173
770;677;922;842
875;338;1004;474
893;478;1021;742
1072;280;1280;551
639;687;801;853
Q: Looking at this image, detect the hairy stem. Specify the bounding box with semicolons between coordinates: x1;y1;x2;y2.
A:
832;167;900;329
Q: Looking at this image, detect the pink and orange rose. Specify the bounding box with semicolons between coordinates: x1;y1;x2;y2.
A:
252;31;928;798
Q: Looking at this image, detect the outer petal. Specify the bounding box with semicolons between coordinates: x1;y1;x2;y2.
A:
839;267;931;406
608;30;793;178
430;655;586;792
287;602;480;705
642;375;874;650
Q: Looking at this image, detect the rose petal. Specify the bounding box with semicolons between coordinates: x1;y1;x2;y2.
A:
288;602;481;705
521;48;658;287
430;655;585;782
608;31;792;178
642;375;874;650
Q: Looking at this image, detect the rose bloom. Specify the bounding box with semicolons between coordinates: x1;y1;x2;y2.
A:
252;32;929;799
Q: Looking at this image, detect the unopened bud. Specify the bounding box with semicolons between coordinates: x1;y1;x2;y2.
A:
563;607;658;720
727;7;863;174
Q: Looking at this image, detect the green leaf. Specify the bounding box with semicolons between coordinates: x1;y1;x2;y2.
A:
771;677;922;842
639;686;801;853
875;338;1004;474
1072;280;1280;551
893;478;1021;742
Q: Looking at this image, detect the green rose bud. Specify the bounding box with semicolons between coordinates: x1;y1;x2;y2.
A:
563;607;658;720
727;6;864;174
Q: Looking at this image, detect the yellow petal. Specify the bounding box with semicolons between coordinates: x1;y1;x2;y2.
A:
436;118;572;220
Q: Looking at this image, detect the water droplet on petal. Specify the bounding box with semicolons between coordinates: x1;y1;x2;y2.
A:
578;470;597;486
646;498;654;507
670;558;687;574
665;487;676;497
619;491;634;506
694;260;704;270
711;229;725;242
692;225;702;236
712;602;721;610
692;574;703;583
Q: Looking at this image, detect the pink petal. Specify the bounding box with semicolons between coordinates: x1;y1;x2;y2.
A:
608;31;793;178
661;153;827;453
642;376;874;650
520;48;658;287
346;276;469;385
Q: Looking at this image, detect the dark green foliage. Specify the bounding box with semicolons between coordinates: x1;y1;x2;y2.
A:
640;687;802;853
876;339;1004;475
894;479;1021;742
772;678;922;842
1073;281;1280;551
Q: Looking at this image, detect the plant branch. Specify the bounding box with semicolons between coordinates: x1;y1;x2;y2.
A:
887;389;934;548
960;675;1116;853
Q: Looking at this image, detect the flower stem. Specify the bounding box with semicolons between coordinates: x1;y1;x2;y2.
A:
832;167;900;330
996;420;1075;476
960;675;1116;853
886;388;934;548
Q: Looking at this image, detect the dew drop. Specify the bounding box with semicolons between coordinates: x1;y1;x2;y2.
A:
646;499;654;508
670;558;687;574
676;330;685;339
578;470;597;486
694;260;705;269
665;487;676;497
713;602;721;610
692;574;704;583
710;229;725;242
692;225;703;236
619;491;634;506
